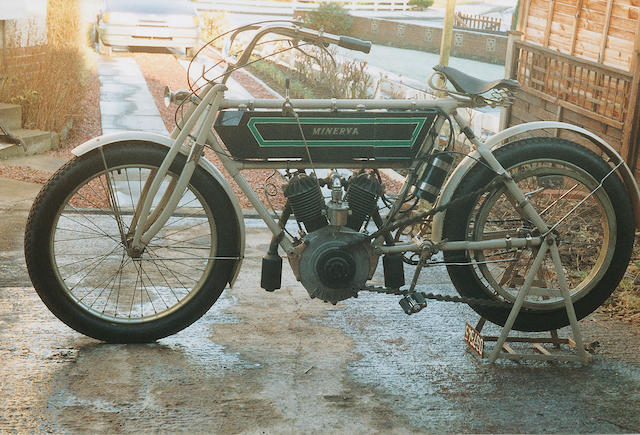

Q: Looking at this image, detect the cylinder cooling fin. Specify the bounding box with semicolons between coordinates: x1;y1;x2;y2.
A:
345;173;381;231
284;173;327;233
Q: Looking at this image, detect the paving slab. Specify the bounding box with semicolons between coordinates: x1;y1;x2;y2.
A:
97;55;168;135
101;114;167;134
0;154;67;173
99;100;161;117
0;178;42;210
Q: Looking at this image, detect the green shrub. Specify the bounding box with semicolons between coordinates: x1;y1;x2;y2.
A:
293;47;372;98
304;2;353;35
409;0;434;9
249;61;314;99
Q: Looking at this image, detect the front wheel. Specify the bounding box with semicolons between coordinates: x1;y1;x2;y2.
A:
24;142;238;342
443;138;634;331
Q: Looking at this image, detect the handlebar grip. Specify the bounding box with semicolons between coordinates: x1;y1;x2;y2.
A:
337;36;372;54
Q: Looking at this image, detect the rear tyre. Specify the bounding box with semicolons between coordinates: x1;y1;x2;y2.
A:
24;142;238;342
443;138;634;331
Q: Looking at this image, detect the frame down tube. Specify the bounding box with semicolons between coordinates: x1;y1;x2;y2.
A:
130;83;224;250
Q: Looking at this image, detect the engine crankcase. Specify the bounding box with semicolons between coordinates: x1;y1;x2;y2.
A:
295;226;377;304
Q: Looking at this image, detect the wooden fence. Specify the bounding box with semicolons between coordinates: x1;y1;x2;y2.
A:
504;37;640;174
455;12;502;32
513;40;632;129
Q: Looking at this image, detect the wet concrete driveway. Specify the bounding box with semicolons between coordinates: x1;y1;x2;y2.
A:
2;200;640;433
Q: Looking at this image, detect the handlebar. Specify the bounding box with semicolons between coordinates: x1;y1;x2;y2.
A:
222;23;372;70
337;36;372;54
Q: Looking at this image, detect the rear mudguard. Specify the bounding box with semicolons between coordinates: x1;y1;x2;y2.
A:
72;131;245;287
432;121;640;242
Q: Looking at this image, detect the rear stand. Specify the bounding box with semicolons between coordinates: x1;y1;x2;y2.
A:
464;240;591;364
466;317;589;363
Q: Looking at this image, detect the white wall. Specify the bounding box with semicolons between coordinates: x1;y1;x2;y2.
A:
0;0;47;47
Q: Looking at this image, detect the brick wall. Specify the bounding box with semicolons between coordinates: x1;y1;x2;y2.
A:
294;11;507;65
1;45;48;79
1;6;48;80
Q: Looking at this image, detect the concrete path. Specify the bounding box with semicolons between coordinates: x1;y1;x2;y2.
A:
0;154;66;173
97;56;168;135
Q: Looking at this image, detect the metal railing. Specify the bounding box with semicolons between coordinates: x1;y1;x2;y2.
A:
193;0;410;13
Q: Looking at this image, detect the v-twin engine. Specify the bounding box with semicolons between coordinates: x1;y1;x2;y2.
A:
284;172;381;303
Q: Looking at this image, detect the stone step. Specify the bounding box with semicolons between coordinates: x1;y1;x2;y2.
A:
0;128;57;159
0;103;22;131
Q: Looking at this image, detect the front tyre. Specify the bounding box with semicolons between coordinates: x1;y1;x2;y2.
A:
443;138;634;331
24;142;238;342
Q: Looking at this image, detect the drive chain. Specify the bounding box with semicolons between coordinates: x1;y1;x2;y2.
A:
362;285;514;308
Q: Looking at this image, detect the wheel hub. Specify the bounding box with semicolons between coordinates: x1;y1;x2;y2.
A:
124;235;145;259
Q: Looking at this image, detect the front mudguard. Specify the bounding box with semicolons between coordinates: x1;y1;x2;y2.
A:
432;121;640;242
72;131;246;287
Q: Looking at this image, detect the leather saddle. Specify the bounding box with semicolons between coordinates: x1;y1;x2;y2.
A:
433;65;520;95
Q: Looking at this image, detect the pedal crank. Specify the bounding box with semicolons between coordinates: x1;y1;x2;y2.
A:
399;292;428;315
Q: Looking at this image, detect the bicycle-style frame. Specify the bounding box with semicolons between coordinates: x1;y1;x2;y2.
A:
128;24;551;257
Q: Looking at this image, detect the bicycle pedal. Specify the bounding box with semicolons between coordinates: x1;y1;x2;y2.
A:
399;292;427;315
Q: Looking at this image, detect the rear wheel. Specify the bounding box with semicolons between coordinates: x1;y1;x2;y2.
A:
443;138;634;331
24;142;238;342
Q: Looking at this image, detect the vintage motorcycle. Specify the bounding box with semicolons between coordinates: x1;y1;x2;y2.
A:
24;22;639;343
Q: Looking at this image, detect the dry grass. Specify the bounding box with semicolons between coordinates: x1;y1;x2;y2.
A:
200;12;230;49
0;0;93;133
604;234;640;320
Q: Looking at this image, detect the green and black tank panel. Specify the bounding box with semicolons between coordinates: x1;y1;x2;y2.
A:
213;109;441;162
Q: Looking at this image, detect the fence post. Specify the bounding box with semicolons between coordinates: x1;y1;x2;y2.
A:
622;18;640;173
500;30;522;131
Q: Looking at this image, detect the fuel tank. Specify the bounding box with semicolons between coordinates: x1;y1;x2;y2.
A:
213;109;439;162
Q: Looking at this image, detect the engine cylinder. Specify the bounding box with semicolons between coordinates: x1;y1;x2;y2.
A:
284;174;327;233
345;173;381;231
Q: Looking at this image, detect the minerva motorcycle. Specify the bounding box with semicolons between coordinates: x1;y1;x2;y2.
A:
24;22;639;342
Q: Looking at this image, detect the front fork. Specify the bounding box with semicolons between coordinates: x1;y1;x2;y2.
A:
126;83;225;255
124;82;297;258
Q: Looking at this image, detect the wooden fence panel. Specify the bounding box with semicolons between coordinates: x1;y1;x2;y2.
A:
454;12;502;32
514;40;632;129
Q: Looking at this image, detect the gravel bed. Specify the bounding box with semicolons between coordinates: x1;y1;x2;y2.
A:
0;165;51;185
